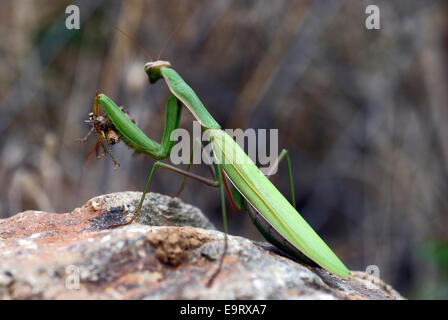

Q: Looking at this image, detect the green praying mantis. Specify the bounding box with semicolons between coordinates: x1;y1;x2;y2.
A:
86;57;350;282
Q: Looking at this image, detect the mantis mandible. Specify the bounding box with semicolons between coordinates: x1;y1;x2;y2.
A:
88;59;350;283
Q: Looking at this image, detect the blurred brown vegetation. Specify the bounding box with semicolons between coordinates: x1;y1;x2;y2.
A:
0;0;447;298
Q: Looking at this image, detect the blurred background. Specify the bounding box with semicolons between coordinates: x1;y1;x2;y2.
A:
0;0;447;299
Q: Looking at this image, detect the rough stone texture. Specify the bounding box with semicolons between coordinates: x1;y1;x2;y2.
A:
0;192;403;300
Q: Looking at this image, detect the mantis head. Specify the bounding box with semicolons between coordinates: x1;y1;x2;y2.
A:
144;60;171;84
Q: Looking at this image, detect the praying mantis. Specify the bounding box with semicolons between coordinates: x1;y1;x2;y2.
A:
87;59;350;283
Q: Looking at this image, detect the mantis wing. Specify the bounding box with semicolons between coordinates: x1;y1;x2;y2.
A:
208;129;350;278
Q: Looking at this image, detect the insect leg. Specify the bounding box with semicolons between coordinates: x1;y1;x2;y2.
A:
172;137;203;197
206;163;228;287
108;161;219;228
95;93;183;160
265;149;296;208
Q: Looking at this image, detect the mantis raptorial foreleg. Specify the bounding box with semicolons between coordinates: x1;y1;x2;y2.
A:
94;93;183;160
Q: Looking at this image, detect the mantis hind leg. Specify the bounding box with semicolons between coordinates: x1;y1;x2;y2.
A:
266;149;296;208
206;163;228;287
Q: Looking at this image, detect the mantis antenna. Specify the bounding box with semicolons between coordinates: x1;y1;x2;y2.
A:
157;23;182;60
103;17;153;61
103;16;182;62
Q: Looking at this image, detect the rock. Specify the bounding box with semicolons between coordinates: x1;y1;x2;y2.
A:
0;192;403;300
88;191;216;230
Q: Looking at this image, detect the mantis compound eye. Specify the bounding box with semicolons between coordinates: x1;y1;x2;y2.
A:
144;62;153;73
